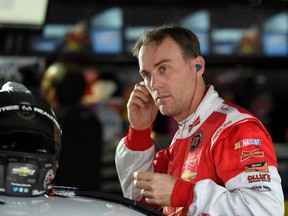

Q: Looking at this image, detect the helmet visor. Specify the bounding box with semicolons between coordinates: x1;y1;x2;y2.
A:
0;132;57;154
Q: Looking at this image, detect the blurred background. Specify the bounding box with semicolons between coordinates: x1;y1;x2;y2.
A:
0;0;287;200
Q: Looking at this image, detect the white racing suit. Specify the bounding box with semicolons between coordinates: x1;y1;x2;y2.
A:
115;85;284;216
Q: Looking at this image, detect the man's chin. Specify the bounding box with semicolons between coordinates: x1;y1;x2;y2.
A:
159;106;172;117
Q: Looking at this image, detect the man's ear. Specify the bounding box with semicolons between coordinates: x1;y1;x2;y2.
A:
195;56;205;76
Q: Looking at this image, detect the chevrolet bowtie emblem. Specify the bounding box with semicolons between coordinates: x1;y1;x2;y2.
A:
12;167;35;176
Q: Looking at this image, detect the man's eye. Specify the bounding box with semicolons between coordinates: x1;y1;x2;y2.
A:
142;72;151;78
160;66;168;72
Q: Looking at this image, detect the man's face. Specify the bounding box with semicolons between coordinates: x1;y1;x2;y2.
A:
138;37;198;121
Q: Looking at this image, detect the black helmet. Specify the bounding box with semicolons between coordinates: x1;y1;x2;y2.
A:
0;82;61;196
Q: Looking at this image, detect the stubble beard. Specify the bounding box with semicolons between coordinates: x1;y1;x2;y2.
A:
158;101;178;117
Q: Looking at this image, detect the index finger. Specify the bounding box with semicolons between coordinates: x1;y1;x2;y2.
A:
134;171;154;181
134;81;150;96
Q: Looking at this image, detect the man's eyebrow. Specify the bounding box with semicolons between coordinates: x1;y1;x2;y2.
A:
154;59;170;67
139;69;148;75
139;58;171;75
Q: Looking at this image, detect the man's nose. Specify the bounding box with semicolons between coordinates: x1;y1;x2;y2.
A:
150;74;162;90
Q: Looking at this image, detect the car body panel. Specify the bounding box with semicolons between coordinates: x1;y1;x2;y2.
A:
0;195;145;215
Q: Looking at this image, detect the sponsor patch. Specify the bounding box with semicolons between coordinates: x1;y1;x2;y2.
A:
17;103;35;120
181;171;197;181
0;104;60;130
247;173;271;183
251;185;271;192
234;138;262;150
190;131;203;151
12;167;35;176
183;155;198;168
240;148;264;162
43;169;54;189
245;161;269;172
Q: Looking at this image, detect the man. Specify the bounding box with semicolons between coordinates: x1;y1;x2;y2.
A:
40;62;103;191
115;25;284;215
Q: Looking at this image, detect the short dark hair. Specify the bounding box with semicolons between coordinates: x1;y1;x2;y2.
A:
132;25;201;61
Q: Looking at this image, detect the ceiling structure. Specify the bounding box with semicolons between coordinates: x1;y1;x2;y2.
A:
48;0;288;8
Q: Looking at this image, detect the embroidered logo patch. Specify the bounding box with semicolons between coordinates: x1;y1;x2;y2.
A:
245;161;269;172
247;173;271;183
181;171;197;181
234;138;262;150
190;131;203;152
251;185;271;192
240;148;264;162
183;155;198;168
